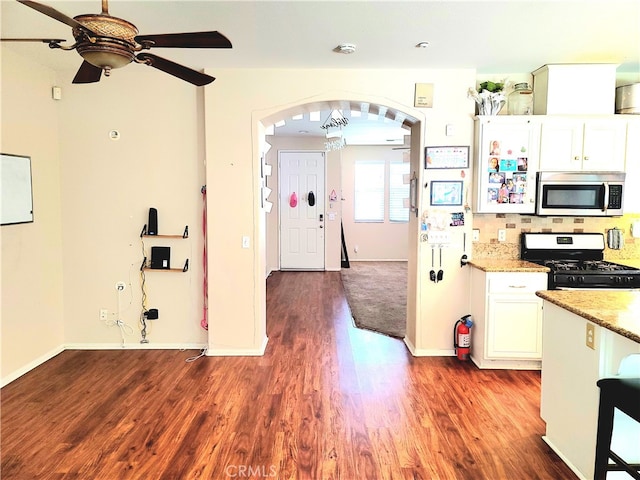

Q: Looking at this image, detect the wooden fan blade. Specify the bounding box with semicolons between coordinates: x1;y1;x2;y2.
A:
0;38;66;43
136;53;215;86
17;0;96;35
135;31;232;49
72;61;102;84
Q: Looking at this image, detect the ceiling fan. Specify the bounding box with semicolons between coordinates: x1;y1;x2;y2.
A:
1;0;232;86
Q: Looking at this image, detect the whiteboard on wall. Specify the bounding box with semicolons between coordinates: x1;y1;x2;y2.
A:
1;153;34;225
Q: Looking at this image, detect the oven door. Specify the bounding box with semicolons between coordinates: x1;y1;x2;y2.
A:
556;286;640;292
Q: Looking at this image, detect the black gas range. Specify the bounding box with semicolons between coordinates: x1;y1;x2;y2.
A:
521;232;640;290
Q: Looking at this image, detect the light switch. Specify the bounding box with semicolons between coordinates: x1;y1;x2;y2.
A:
445;124;455;136
242;236;250;248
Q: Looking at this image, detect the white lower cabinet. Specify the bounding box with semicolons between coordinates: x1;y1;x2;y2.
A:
470;268;546;369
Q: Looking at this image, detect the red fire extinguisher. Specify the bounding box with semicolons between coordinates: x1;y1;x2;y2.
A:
454;314;474;361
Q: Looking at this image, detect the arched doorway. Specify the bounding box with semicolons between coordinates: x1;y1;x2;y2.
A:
255;96;424;352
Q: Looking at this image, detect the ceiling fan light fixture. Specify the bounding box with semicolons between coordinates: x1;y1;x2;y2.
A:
73;14;138;71
11;0;233;86
73;14;138;44
77;42;134;70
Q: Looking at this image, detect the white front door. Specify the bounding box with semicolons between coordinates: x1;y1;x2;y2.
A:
279;151;325;270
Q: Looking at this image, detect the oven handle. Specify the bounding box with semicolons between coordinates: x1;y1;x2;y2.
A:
556;286;640;292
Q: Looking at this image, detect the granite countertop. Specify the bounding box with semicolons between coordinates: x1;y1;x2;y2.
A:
468;259;550;273
536;290;640;344
612;258;640;269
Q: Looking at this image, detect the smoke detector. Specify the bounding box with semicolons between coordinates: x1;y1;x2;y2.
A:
335;43;356;54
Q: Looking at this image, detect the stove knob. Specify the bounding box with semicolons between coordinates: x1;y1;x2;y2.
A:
577;276;585;284
627;276;635;284
568;275;575;283
614;276;622;284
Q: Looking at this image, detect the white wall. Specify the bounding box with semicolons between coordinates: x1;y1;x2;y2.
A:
340;145;409;261
56;67;207;349
1;48;65;384
0;53;485;383
203;68;476;356
1;49;208;384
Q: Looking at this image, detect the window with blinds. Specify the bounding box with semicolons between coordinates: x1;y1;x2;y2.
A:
389;160;409;222
354;160;385;222
354;159;409;223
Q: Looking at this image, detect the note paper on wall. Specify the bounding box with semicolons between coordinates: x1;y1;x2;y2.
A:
1;153;34;225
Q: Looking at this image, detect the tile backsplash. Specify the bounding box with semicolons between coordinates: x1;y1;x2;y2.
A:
472;213;640;261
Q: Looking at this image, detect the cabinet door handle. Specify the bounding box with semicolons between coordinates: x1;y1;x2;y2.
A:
584;156;589;161
508;285;527;289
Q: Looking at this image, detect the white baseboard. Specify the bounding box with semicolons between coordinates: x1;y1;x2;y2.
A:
404;338;455;357
404;336;417;355
470;354;541;370
65;342;207;351
1;344;65;388
542;436;587;480
207;336;269;356
413;348;456;357
347;259;408;263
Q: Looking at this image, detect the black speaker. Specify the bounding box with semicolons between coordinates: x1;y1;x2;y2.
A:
148;208;158;235
150;246;170;269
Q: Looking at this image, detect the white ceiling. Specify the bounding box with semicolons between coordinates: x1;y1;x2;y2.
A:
2;0;639;141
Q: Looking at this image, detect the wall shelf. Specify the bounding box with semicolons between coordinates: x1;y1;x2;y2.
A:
139;223;189;272
140;257;189;272
140;224;189;238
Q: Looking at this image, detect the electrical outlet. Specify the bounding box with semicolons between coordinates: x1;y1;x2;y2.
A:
472;229;480;242
586;323;595;349
498;229;507;242
115;281;126;291
99;309;108;321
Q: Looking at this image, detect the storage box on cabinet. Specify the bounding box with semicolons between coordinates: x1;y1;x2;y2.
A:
532;64;617;115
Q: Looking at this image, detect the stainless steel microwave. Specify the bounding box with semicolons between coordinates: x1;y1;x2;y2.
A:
535;171;625;217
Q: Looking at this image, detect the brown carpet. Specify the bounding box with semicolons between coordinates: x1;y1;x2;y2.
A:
341;261;407;338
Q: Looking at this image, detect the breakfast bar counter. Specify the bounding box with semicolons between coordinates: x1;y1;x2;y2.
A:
536;289;640;344
537;290;640;479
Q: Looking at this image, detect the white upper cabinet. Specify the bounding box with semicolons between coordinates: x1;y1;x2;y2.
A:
473;116;541;214
624;117;640;213
538;116;627;172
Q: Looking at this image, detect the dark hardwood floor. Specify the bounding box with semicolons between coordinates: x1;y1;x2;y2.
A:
1;271;577;479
